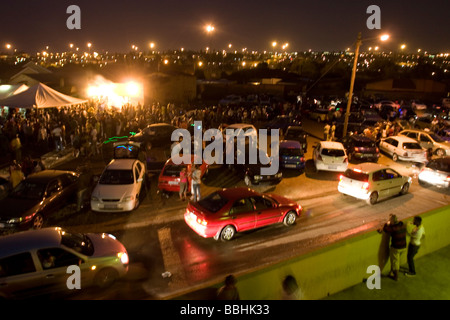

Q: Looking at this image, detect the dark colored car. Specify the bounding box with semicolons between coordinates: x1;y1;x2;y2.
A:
130;123;178;171
228;145;282;187
283;126;308;153
184;187;302;241
342;135;380;163
418;156;450;188
0;170;79;234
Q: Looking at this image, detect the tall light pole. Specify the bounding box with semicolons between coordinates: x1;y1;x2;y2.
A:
343;32;362;138
343;33;389;137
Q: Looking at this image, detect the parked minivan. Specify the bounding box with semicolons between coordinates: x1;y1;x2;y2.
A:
0;227;129;299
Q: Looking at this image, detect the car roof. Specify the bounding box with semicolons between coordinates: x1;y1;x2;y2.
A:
26;170;78;182
216;187;259;200
386;135;419;143
351;162;388;173
0;228;62;258
280;140;302;148
319;141;345;149
286;126;303;131
106;159;139;170
350;135;373;141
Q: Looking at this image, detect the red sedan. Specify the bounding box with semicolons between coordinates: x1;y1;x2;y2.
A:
184;187;302;241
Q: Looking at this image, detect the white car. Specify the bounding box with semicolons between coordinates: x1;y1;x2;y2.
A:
410;100;427;110
0;227;128;299
418;157;450;188
338;163;412;205
379;136;427;163
91;159;146;212
313;141;348;172
399;129;450;157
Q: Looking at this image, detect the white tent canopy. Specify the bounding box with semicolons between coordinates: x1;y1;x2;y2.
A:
0;84;29;100
0;82;87;109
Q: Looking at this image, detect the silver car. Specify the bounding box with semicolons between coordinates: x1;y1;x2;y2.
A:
418;157;450;188
338;163;412;205
399;129;450;157
379;135;427;163
0;227;129;299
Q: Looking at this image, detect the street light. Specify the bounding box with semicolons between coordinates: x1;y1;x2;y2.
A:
343;32;389;137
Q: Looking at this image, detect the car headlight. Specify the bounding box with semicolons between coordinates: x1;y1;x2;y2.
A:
254;175;262;180
275;173;282;178
91;196;99;202
7;217;23;224
123;195;135;201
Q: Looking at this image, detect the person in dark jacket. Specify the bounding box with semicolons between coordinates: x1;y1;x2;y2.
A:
383;214;407;281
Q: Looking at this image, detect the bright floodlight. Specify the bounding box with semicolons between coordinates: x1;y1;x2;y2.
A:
126;82;140;96
206;25;215;33
380;34;390;41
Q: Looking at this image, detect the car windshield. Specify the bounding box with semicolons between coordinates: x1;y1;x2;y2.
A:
99;170;134;185
322;148;345;157
403;143;422;150
162;164;184;177
10;181;46;200
344;169;369;181
280;148;302;157
60;231;94;256
197;192;229;213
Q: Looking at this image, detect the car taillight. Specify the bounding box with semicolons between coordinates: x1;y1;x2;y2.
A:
197;218;208;226
343;157;348;163
339;175;344;182
446;175;450;182
362;182;370;190
376;148;379;153
300;157;305;162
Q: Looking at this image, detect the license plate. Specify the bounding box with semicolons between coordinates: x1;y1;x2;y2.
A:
104;205;117;209
168;181;178;185
328;166;337;170
285;164;297;168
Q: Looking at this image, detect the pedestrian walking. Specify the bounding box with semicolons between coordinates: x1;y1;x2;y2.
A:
383;214;407;281
330;122;336;141
190;164;202;202
405;216;425;277
216;275;240;300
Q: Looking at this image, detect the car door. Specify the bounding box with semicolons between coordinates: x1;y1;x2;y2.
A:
371;170;391;199
35;248;86;296
384;169;404;196
251;196;282;228
229;198;256;231
380;139;391;156
43;179;62;215
418;133;434;151
0;252;40;299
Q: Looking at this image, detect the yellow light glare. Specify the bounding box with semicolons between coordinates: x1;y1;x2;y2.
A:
125;82;140;96
380;34;390;41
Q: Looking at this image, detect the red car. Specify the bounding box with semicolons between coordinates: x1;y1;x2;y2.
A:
184;187;302;241
158;156;208;196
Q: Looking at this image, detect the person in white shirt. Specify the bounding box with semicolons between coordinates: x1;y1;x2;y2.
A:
406;216;425;277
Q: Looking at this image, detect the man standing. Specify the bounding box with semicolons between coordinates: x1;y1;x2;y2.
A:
383;214;407;281
190;164;202;202
405;216;425;277
323;123;330;141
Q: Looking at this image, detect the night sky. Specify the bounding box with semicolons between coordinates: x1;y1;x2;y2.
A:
1;0;449;53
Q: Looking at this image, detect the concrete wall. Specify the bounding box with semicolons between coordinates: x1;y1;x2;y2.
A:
234;205;450;300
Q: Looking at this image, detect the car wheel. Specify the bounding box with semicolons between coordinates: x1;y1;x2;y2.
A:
400;183;410;195
94;267;119;288
219;225;236;241
244;175;252;186
367;192;378;205
283;211;297;226
32;214;44;230
436;149;446;157
392;153;398;162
